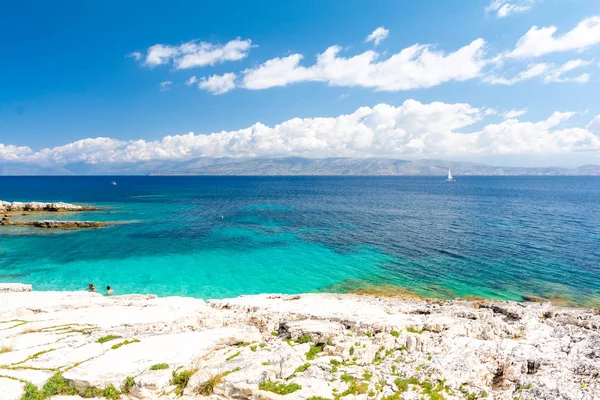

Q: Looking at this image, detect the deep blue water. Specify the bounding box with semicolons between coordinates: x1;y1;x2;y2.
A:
1;176;599;305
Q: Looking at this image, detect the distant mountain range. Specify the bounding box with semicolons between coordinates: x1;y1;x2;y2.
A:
2;157;600;176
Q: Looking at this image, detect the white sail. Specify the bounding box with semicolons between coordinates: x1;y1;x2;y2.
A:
446;168;455;181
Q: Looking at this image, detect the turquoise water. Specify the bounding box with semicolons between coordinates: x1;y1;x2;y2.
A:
1;176;599;305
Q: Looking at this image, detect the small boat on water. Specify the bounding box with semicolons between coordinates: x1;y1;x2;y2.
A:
111;181;117;186
446;168;455;182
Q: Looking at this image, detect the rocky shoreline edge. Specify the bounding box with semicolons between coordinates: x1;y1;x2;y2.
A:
0;201;108;230
0;283;598;400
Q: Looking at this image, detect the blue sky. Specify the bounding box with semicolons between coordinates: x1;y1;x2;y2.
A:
1;0;600;166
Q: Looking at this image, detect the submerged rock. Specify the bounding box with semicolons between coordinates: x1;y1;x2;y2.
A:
2;220;110;229
0;289;597;399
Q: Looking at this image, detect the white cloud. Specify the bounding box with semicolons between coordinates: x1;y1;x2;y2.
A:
198;73;237;94
587;115;600;135
2;101;600;166
127;51;142;61
0;144;34;161
365;27;389;46
139;38;252;69
485;59;592;85
503;108;528;119
160;81;172;91
544;59;592;83
506;16;600;59
186;76;198;86
486;0;537;18
242;39;487;91
484;62;550;85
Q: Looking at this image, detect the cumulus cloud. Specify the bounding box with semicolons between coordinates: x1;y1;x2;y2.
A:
486;0;537;18
0;144;34;161
138;38;252;69
506;16;600;59
241;39;487;91
503;108;528;119
198;73;237;94
2;101;600;166
186;76;198;85
587;115;600;136
365;27;389;46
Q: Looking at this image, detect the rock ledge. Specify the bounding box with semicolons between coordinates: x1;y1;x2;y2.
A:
0;289;598;399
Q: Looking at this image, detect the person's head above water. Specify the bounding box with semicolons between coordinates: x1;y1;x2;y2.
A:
88;283;95;292
107;286;110;290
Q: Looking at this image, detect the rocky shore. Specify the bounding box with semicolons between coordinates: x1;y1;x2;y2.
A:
1;201;106;230
0;284;598;400
0;201;97;213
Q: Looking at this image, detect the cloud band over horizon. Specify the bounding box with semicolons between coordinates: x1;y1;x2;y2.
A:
2;100;600;167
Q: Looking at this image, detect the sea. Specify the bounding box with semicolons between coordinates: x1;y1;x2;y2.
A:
1;176;599;306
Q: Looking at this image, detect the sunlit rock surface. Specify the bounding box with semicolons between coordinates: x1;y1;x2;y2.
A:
0;288;598;399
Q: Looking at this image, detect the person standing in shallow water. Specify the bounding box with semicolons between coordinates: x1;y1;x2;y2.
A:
106;286;114;295
88;283;96;292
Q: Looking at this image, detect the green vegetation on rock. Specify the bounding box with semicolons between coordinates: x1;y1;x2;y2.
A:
97;335;122;344
150;363;169;370
259;380;302;395
305;344;324;360
20;373;121;400
111;339;139;350
171;368;198;396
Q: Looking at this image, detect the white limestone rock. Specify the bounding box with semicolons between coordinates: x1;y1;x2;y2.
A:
0;287;597;399
0;283;32;293
0;377;24;400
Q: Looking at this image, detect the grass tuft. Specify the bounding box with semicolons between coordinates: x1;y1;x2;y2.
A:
259;380;302;395
111;339;139;350
296;334;312;344
305;344;324;360
195;367;240;396
97;335;122;344
196;373;223;396
121;376;135;393
171;368;198;396
150;363;169;371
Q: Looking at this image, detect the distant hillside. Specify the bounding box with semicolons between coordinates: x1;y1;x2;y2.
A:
2;158;600;176
149;157;600;176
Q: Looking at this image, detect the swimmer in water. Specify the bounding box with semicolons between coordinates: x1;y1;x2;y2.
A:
106;286;114;295
88;283;96;292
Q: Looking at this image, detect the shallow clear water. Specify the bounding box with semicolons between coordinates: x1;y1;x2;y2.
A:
1;176;599;305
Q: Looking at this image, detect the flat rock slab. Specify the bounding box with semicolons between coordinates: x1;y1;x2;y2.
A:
63;327;261;388
0;368;54;386
0;377;24;400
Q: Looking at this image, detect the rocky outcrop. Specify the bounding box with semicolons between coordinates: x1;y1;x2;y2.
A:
0;201;97;212
1;220;110;229
0;289;598;399
0;283;32;293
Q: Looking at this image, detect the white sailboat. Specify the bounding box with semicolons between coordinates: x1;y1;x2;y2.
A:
446;168;455;182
